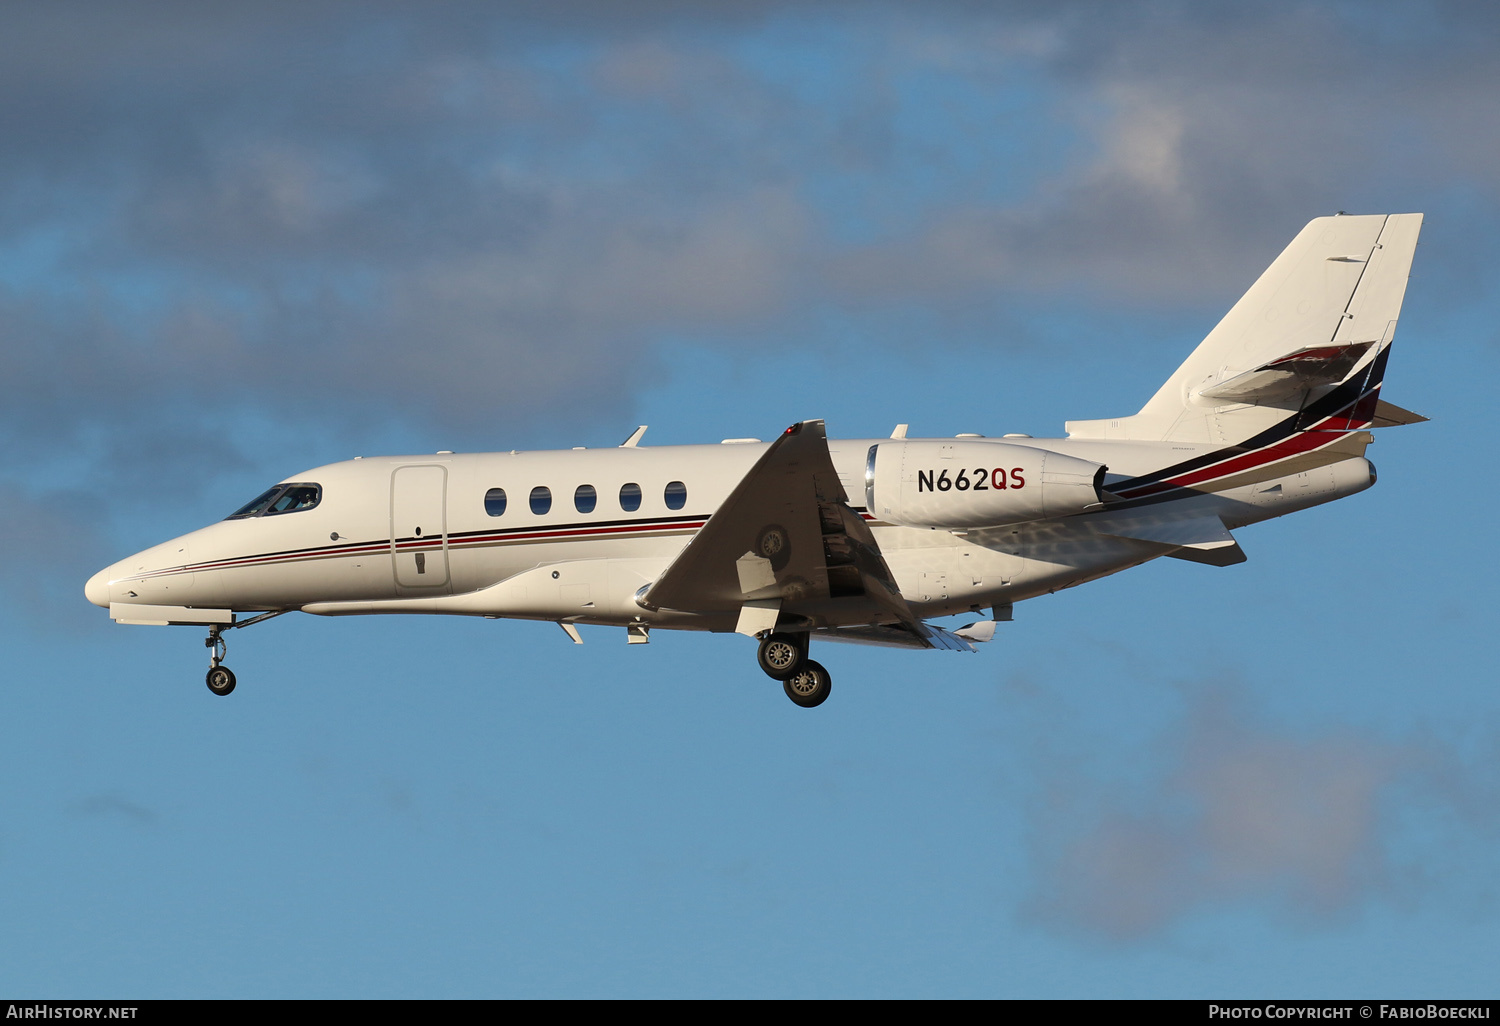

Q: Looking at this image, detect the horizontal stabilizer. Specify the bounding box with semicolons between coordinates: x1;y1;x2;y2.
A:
1091;513;1247;566
1371;399;1428;427
1195;341;1374;403
1165;540;1247;566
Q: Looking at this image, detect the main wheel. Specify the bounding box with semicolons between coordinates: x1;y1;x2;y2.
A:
783;659;831;708
206;666;237;697
757;633;807;680
755;524;791;571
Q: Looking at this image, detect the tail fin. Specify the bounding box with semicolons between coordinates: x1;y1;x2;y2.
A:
1067;213;1423;444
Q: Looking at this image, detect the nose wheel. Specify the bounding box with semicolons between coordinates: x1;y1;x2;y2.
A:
196;611;283;697
204;625;235;696
206;665;237;696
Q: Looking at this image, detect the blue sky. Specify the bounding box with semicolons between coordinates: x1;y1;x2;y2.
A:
2;1;1498;997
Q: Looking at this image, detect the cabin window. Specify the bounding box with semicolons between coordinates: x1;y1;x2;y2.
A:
225;483;322;520
530;486;552;515
619;482;642;512
484;488;507;517
574;484;597;514
664;480;687;510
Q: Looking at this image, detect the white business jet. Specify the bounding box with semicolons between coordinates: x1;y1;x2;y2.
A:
86;213;1426;707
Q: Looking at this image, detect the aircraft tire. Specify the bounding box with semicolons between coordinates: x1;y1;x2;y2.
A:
783;660;831;708
206;666;237;697
757;633;807;680
755;524;791;571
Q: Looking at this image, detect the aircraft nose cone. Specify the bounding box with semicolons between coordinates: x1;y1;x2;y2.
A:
85;567;111;608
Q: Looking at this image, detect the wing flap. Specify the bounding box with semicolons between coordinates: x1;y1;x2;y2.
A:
815;622;977;652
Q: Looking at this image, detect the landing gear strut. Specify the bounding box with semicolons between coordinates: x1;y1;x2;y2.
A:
200;611;284;697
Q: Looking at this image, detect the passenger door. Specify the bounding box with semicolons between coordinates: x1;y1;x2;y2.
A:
390;465;450;589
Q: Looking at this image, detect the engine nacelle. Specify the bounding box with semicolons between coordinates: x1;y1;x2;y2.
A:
864;440;1106;529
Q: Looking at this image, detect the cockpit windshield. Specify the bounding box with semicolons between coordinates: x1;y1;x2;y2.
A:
225;483;322;520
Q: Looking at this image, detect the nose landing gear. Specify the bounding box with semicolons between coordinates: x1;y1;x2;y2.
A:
205;626;236;696
200;611;284;697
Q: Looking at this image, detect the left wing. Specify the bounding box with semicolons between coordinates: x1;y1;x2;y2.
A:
639;420;966;646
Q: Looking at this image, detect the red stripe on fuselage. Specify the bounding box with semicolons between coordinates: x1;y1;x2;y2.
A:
1113;421;1359;500
124;517;709;582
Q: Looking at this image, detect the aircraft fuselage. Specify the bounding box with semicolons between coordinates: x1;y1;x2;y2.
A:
86;433;1375;632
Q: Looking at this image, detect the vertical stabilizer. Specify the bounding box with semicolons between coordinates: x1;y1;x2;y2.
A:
1067;213;1422;443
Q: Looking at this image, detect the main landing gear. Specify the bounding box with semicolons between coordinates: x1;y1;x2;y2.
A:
201;612;284;697
783;660;832;708
756;631;831;708
757;632;806;679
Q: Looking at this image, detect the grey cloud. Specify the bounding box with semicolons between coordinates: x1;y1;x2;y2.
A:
949;4;1500;299
4;1;1500;508
0;483;115;629
1021;684;1492;941
787;2;1500;309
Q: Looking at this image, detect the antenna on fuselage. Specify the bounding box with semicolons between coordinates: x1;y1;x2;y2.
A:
890;424;908;439
619;425;648;447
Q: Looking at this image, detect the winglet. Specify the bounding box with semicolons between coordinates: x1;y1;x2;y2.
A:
620;426;648;447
